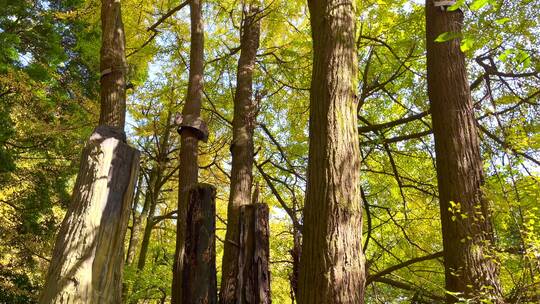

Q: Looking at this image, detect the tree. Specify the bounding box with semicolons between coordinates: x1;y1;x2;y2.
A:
297;0;366;302
38;0;140;302
3;0;540;302
137;110;174;271
171;0;206;302
425;1;503;302
219;5;261;303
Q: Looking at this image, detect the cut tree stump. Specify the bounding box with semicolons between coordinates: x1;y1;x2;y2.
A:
39;129;140;304
182;184;217;304
237;203;271;304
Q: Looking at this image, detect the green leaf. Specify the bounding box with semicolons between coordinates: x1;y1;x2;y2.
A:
435;31;462;43
470;0;489;11
448;0;466;11
495;17;510;25
460;37;474;52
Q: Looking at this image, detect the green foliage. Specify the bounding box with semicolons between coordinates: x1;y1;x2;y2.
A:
0;268;38;304
1;0;539;303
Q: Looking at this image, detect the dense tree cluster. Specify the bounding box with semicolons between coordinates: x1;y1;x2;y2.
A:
1;0;539;303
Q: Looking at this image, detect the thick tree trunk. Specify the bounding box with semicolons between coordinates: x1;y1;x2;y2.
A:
39;132;140;303
39;0;140;303
182;184;217;304
236;203;271;304
172;0;205;302
298;0;365;303
219;5;261;304
425;1;503;303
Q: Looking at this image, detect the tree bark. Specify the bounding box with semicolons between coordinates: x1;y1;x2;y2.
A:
298;0;365;303
98;0;128;131
39;0;140;302
172;0;205;303
182;184;217;304
234;203;271;304
219;5;261;304
39;133;140;304
425;1;503;303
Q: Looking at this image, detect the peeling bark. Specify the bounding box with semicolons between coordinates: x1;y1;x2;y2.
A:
182;184;217;304
235;203;271;304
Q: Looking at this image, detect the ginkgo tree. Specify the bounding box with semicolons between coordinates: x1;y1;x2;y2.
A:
1;0;539;303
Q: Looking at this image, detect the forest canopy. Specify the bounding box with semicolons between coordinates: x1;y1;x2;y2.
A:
1;0;539;303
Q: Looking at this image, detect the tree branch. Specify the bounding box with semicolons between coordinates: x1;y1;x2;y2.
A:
367;251;444;285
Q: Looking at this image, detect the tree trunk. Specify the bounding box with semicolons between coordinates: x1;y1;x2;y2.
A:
172;0;205;302
219;5;261;304
39;0;140;302
123;173;143;301
182;184;217;304
298;0;365;303
136;183;159;271
126;172;148;266
290;230;301;304
98;0;128;131
425;1;503;303
235;203;271;304
39;133;140;303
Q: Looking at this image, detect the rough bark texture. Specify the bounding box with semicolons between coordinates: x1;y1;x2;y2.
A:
182;184;217;304
39;0;139;302
234;204;271;304
298;0;365;303
219;5;260;304
99;0;127;131
425;1;503;303
39;131;140;304
172;0;205;302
